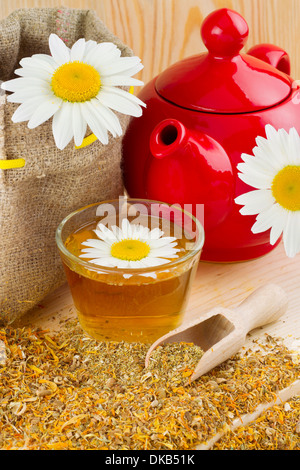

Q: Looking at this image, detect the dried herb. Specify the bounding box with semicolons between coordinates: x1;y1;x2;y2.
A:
0;322;299;450
212;396;300;450
147;342;204;386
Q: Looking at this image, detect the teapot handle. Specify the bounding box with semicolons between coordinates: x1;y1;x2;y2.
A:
247;44;290;75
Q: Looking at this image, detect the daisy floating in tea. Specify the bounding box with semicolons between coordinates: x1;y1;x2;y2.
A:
80;218;180;269
235;125;300;258
1;34;145;149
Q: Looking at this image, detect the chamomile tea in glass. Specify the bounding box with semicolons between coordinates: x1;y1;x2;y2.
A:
56;198;204;342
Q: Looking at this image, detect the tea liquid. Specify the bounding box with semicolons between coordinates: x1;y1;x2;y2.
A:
63;217;199;342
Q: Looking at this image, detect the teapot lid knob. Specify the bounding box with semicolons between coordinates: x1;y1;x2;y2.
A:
201;8;249;57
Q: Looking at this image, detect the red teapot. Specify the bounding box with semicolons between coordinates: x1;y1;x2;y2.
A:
122;8;299;262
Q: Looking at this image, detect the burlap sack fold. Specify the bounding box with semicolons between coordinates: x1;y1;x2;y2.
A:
0;7;133;324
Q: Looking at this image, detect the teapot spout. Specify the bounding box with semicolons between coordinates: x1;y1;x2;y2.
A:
146;118;235;232
150;119;189;159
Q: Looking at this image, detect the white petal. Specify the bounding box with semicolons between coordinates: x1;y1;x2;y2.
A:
126;260;145;269
80;101;109;145
94;224;117;243
70;38;86;62
294;215;300;254
142;257;170;267
101;75;144;87
107;62;144;79
88;257;119;267
107;85;145;105
72;103;87;147
138;259;158;268
150;248;179;258
30;54;58;69
265;124;278;141
81;247;110;255
27;97;62;128
240;152;254;163
111;225;124;241
242;149;279;176
80;252;109;259
16;56;56;76
84;40;98;56
81;239;111;251
235;189;275;215
136;225;151;239
98;102;123;137
270;222;283;246
49;33;70;65
11;96;51;122
148;227;164;240
97;87;145;117
251;203;280;234
19;55;57;74
14;66;53;81
131;225;151;240
116;259;133;268
6;88;52;104
264;125;289;158
269;205;288;245
1;77;49;93
237;170;273;190
287;127;300;165
147;236;178;248
283;212;300;258
86;43;121;68
122;63;144;77
52;102;74;150
123;273;133;279
100;57;143;76
140;272;157;279
257;132;287;168
87;99;122;137
121;218;132;238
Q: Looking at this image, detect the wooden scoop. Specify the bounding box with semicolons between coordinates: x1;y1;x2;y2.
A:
145;284;288;382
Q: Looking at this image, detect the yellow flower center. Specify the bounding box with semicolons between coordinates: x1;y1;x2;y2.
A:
51;61;101;102
272;165;300;211
110;239;150;261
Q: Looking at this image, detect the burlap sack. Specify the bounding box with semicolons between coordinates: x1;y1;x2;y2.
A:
0;7;133;324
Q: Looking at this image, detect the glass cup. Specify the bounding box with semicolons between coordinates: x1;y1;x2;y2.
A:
56;198;204;343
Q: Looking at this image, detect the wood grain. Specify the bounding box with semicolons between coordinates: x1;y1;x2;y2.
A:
0;0;300;84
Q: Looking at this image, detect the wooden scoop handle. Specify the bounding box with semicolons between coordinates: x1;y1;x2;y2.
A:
233;283;288;333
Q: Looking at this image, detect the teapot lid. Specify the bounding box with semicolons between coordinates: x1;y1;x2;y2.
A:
155;9;293;114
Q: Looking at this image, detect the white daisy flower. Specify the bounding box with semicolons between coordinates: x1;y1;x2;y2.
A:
1;34;146;149
79;218;180;269
235;124;300;258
